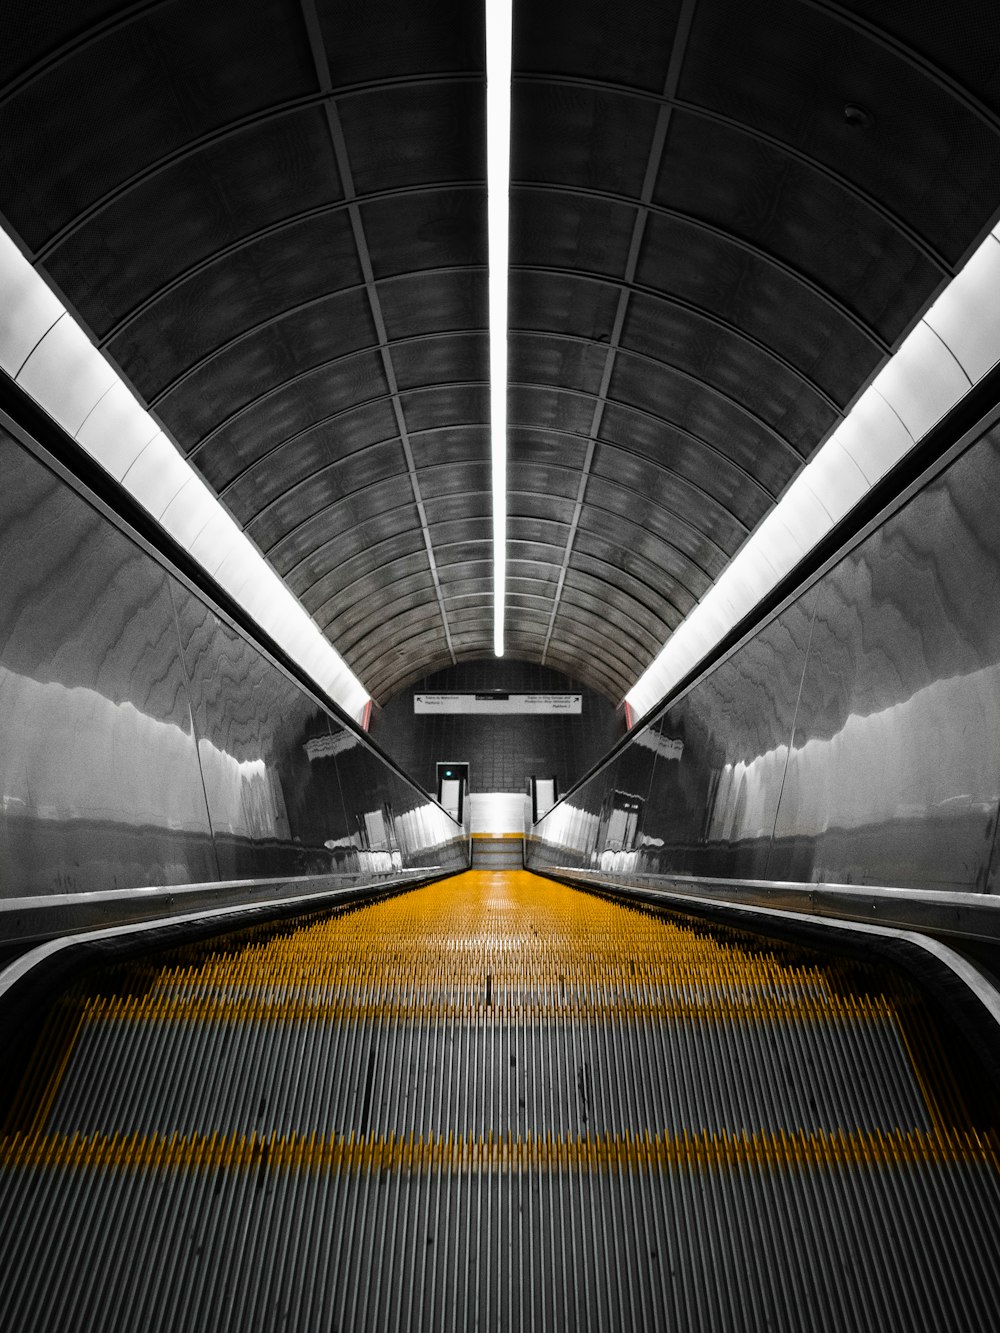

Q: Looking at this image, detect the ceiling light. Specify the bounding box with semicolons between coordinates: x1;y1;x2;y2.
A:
487;0;512;657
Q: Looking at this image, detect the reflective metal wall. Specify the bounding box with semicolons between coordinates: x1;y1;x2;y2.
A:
529;419;1000;898
0;425;467;934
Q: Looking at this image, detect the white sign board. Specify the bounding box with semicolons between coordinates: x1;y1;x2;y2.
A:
414;693;582;715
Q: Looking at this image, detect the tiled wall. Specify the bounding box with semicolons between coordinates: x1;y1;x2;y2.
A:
372;660;623;793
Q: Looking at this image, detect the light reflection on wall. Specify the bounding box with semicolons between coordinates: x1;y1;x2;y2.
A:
0;667;466;874
197;748;289;841
703;663;1000;844
1;667;311;843
0;667;208;830
706;746;790;844
775;663;1000;838
535;800;598;858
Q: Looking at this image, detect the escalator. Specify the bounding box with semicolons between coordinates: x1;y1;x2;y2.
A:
2;868;999;1331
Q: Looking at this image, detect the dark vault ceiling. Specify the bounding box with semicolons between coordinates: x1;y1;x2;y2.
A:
1;0;999;704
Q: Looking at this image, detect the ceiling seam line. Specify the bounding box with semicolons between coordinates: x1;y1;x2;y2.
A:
801;0;1000;139
220;369;824;522
220;378;494;499
512;233;893;353
264;422;754;568
150;313;489;416
32;93;329;263
22;40;959;279
148;269;840;417
513;87;953;276
312;545;696;613
0;13;474;111
212;289;839;494
212;370;762;542
0;0;174;106
255;462;720;593
186;364;487;460
100;208;484;345
346;611;649;673
344;188;458;663
540;0;699;664
185;265;850;457
516;63;1000;195
513;322;842;415
271;472;726;590
311;543;690;640
300;0;457;663
512;365;803;465
664;101;951;274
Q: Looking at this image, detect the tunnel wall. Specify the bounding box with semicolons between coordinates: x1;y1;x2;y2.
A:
0;423;468;937
528;415;1000;898
372;659;622;794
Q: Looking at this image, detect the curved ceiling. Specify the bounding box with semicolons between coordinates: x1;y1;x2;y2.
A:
0;0;999;704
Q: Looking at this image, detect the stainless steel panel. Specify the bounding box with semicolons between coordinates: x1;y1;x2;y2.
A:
576;499;717;595
340;82;484;197
434;541;494;569
339;604;446;658
507;426;589;470
531;422;1000;903
509;188;635;280
171;585;356;880
652;108;941;345
0;430;216;897
325;584;441;642
640;590;818;880
513;82;658;195
416;460;491;499
572;527;703;606
770;429;1000;892
531;590;817;876
609;352;802;495
507;383;597;436
508;267;621;340
397;383;489;434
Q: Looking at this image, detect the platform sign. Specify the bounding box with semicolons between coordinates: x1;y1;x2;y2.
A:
415;693;582;715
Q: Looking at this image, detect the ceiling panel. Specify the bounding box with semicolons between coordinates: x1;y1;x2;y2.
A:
1;0;998;705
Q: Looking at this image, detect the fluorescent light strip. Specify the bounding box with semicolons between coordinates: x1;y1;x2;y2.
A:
626;223;1000;720
487;0;511;657
0;227;371;724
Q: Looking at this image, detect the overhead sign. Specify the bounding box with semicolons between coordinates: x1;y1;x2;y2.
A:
415;693;582;715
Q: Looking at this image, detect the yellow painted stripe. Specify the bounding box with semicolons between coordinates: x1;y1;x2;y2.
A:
69;995;918;1027
2;1126;996;1174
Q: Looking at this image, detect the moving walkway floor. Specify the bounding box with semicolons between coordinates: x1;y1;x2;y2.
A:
2;869;999;1330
